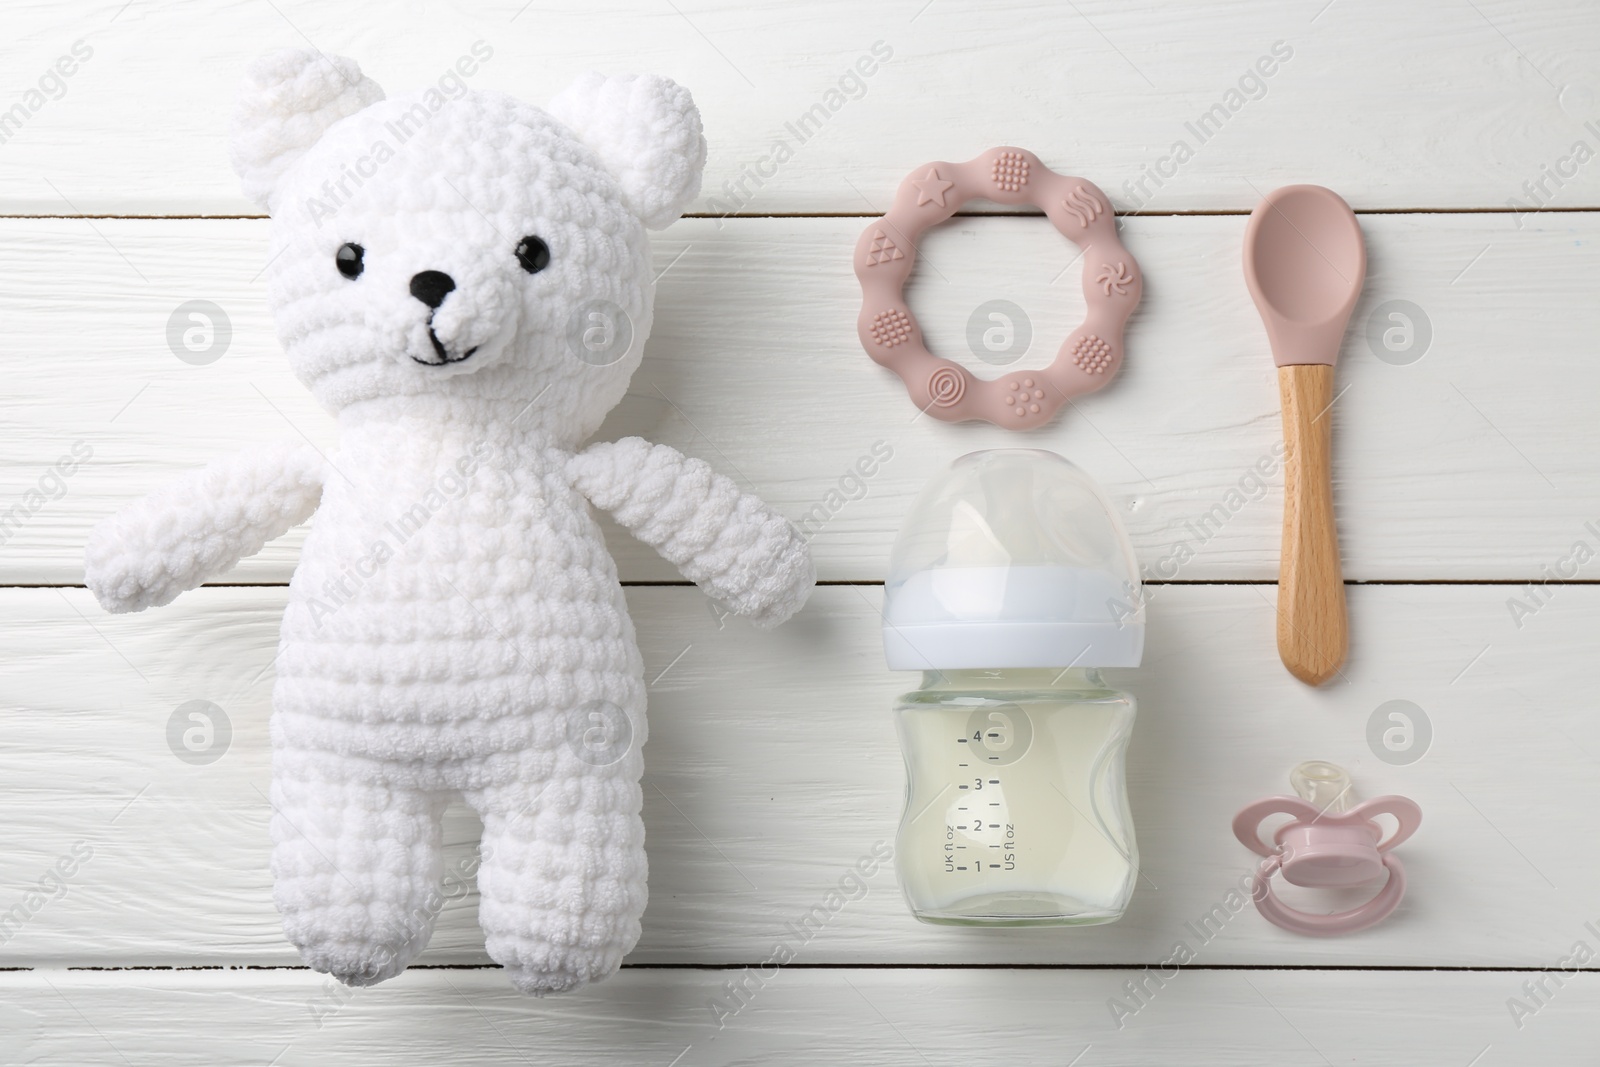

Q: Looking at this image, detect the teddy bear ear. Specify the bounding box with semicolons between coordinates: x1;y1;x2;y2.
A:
229;49;385;211
548;72;707;230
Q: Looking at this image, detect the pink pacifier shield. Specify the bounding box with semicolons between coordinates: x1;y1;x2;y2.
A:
853;148;1141;428
1278;822;1385;887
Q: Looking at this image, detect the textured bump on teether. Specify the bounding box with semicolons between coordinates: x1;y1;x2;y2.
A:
869;308;913;348
1072;334;1114;374
1096;262;1134;296
1063;185;1104;227
852;147;1142;428
927;367;965;406
864;229;905;266
991;150;1030;192
912;168;955;207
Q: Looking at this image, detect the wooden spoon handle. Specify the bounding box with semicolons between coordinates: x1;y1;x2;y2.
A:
1277;364;1347;685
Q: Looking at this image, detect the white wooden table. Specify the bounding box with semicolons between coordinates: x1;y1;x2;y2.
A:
4;1;1599;1062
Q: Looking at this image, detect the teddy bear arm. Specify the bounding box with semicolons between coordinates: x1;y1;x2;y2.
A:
85;440;326;614
566;437;815;628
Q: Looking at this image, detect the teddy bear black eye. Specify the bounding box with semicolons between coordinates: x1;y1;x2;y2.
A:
335;242;364;279
515;235;550;274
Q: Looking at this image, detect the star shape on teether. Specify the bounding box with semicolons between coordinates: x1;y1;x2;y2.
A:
912;168;955;207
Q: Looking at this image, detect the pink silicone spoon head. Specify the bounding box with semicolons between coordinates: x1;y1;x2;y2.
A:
1243;185;1366;366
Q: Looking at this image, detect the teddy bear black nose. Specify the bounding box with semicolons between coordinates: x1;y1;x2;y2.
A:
409;270;456;310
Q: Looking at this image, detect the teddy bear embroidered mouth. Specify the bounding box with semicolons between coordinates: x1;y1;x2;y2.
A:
414;321;479;366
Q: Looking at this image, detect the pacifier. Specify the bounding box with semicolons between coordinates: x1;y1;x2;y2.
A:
853;147;1141;428
1232;760;1421;936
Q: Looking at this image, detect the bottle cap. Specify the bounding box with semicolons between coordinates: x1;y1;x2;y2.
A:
1233;761;1422;936
883;450;1143;670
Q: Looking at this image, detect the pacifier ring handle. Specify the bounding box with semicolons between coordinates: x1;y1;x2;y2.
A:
853;147;1142;428
1251;853;1408;937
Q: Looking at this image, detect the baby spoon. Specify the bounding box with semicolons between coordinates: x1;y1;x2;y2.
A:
1243;185;1365;686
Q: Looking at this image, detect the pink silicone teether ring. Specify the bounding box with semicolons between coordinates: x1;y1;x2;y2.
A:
853;147;1141;428
1232;793;1422;936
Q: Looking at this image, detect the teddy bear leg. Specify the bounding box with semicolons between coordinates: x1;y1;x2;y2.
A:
270;756;448;986
465;772;647;995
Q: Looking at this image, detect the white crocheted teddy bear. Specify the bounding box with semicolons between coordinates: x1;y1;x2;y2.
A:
84;49;814;995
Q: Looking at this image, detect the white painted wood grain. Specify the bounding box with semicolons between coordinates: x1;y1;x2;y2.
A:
0;967;1582;1066
2;212;1593;583
2;1;1596;215
2;584;1595;968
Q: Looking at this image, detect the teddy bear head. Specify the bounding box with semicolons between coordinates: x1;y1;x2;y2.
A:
229;49;705;445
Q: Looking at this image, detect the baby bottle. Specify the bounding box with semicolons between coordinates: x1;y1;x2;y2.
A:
883;449;1144;926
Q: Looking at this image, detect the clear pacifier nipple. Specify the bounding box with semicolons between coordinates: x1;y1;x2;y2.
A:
1289;759;1353;813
